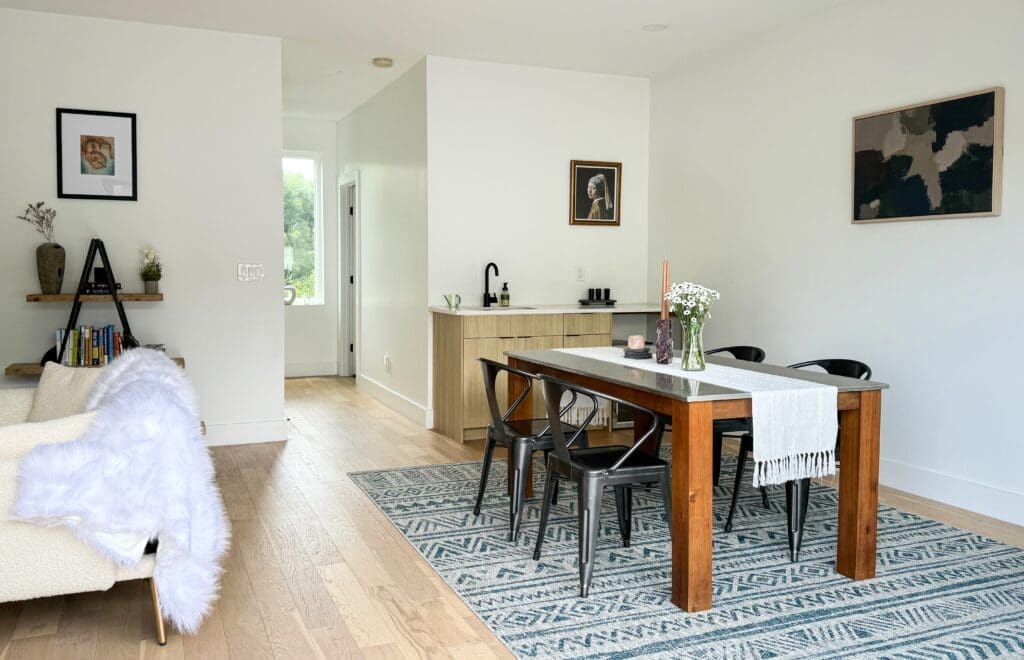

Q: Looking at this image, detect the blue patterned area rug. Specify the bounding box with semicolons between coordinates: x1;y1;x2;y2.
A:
349;453;1024;659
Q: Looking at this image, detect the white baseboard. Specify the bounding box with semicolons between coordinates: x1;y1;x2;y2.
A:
357;375;428;426
880;457;1024;527
204;419;288;446
285;361;338;378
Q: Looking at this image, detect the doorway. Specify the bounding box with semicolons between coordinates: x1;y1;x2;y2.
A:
338;173;359;377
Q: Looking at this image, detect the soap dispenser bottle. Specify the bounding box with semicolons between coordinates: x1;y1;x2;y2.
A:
500;282;510;307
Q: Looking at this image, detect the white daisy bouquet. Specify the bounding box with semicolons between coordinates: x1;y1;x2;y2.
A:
665;281;720;327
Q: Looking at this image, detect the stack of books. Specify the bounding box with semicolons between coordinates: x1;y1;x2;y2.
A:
56;325;124;367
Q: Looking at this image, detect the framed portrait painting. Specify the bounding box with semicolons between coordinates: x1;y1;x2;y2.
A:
852;87;1003;223
56;108;138;201
570;160;621;226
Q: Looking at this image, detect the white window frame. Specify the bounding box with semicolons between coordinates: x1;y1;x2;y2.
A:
283;150;324;306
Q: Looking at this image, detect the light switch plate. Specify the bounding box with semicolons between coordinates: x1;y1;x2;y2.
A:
237;263;265;282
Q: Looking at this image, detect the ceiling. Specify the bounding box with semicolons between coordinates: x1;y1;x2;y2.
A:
1;0;843;119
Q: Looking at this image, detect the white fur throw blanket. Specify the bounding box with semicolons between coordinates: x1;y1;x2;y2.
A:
12;349;229;634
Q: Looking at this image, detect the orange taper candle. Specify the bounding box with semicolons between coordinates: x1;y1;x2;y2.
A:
661;260;669;320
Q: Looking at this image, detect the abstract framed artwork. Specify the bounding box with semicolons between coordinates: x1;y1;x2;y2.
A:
570;160;621;226
852;87;1003;223
56;108;138;201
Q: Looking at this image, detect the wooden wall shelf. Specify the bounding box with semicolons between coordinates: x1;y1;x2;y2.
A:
5;356;185;376
26;293;163;302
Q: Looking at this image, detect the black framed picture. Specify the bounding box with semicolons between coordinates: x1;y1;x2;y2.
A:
570;160;621;226
852;87;1003;223
56;108;138;201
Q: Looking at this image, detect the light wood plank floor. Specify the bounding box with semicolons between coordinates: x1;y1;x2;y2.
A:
2;376;1022;659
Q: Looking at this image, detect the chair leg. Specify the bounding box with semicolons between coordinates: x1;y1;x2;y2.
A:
508;441;532;542
578;478;603;598
542;450;559;505
712;431;723;486
613;486;632;548
724;435;751;532
533;463;558;560
785;478;811;562
474;435;497;516
760;486;770;509
149;577;167;646
657;471;672;538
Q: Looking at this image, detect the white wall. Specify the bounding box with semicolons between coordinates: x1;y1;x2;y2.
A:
648;0;1023;524
0;9;285;445
283;118;340;377
338;60;428;422
426;56;651;308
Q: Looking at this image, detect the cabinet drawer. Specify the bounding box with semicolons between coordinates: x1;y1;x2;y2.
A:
509;314;563;338
463;315;512;339
563;333;612;349
563;313;612;335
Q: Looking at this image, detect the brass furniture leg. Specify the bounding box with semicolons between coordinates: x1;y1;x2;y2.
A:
149;577;167;646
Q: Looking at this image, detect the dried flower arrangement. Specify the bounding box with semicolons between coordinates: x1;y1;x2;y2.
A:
17;202;57;243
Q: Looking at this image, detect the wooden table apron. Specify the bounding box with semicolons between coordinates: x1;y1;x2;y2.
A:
506;355;883;613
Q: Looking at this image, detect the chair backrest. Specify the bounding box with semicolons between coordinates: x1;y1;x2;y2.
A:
478;358;536;434
705;345;766;363
788;358;872;380
540;375;663;474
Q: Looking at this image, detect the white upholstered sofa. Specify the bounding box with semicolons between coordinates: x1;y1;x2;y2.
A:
0;386;166;644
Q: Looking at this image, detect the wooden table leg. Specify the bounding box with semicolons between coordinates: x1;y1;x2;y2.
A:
670;399;714;611
506;358;534;498
837;389;881;579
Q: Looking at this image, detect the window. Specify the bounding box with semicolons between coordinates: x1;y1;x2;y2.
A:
282;153;323;304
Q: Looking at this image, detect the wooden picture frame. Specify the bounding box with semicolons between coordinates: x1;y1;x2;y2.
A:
851;87;1002;224
570;160;621;226
57;108;138;201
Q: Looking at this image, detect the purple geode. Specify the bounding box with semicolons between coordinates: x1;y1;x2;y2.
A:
655;319;673;364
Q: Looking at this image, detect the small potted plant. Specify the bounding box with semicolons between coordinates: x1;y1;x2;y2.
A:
16;202;63;294
140;248;162;294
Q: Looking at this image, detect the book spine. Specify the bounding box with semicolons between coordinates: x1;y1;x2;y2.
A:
92;327;98;366
107;325;114;364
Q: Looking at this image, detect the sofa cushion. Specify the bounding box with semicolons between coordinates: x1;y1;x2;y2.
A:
27;363;104;423
0;412;96;460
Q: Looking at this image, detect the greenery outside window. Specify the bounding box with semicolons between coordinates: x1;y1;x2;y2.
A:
283;153;323;305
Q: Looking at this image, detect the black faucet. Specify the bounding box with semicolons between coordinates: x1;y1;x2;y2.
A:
483;262;499;307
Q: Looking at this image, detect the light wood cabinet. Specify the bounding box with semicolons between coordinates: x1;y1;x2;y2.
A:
432;311;611;442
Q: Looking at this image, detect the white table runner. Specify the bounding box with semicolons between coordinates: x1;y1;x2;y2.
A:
555;347;838;487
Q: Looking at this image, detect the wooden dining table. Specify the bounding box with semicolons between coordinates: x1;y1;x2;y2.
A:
505;348;888;613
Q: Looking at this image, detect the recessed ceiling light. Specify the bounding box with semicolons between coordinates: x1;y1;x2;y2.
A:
372;57;394;68
641;23;669;32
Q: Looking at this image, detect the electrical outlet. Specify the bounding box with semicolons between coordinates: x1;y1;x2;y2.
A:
237;263;265;282
383;353;392;372
575;265;585;281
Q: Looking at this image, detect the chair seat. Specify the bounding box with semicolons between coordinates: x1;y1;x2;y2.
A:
714;417;752;434
568;445;667;473
502;418;582;439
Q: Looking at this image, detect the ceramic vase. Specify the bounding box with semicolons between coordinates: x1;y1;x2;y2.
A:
36;243;65;294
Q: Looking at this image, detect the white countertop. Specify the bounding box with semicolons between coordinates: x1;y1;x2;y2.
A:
429;303;662;316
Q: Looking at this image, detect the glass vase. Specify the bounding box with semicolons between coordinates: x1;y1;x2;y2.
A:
680;319;706;371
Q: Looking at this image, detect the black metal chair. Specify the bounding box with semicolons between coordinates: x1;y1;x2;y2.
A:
474;358;588;542
724;358;873;562
532;375;670;598
705;346;767;491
